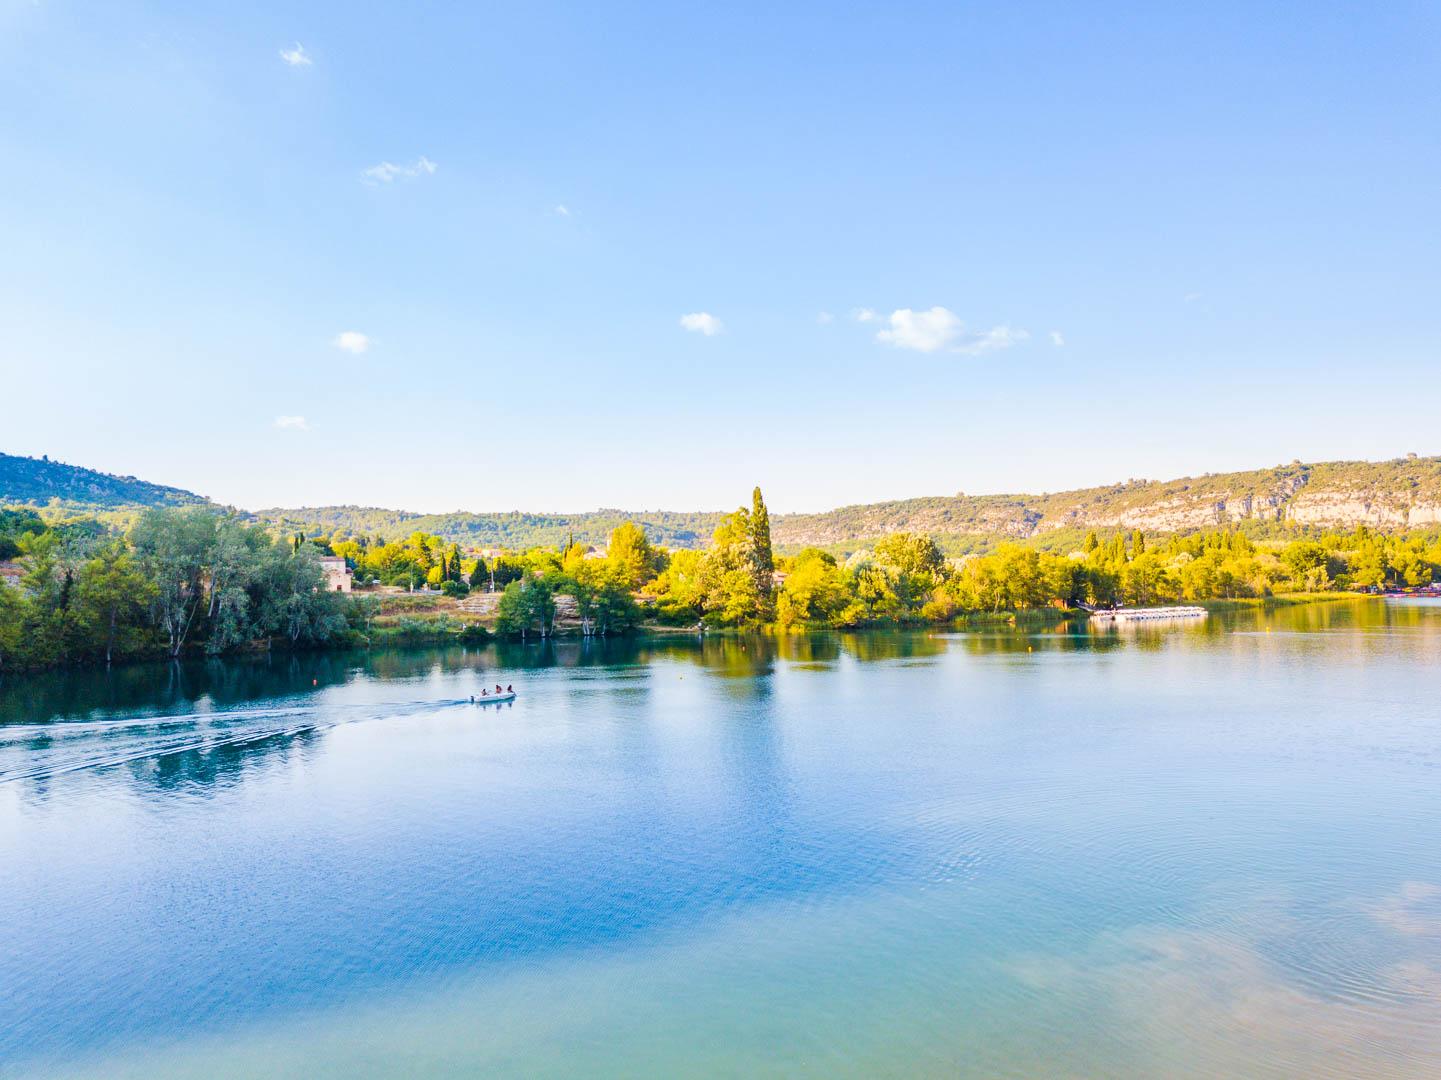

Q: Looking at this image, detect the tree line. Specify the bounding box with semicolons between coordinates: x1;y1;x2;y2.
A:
633;495;1441;628
753;524;1441;628
0;507;350;672
5;491;1440;670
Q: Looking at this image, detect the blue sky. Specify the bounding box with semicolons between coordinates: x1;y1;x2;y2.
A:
1;2;1438;513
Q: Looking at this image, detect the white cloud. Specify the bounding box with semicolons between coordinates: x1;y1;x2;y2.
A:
279;43;311;67
680;312;723;336
553;204;570;216
273;415;309;431
851;307;877;323
876;306;963;352
1184;291;1203;303
1049;330;1065;347
874;307;1029;356
361;157;437;184
956;325;1029;356
816;311;834;324
332;331;370;354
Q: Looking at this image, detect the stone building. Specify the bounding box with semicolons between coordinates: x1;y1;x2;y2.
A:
319;556;352;593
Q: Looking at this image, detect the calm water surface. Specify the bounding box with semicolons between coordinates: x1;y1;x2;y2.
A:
3;600;1441;1077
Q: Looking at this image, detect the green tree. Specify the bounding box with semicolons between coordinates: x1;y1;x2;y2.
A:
1041;553;1086;608
1348;536;1387;588
1178;551;1220;600
74;543;155;664
848;559;910;622
131;507;217;659
521;547;564;576
16;531;76;663
648;548;705;623
698;508;768;625
0;576;24;672
1392;541;1432;587
255;544;347;645
348;593;382;643
491;555;527;589
0;508;44;562
568;561;640;636
750;487;775;616
607;522;655;589
873;532;945;579
1281;541;1328;583
495;576;556;639
469;556;490;591
1122;551;1172;605
777;549;850;626
204;518;267;653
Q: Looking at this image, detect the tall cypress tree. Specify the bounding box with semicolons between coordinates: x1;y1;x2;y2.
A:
750;486;774;609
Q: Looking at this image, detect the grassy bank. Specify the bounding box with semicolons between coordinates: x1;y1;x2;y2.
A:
1196;591;1370;613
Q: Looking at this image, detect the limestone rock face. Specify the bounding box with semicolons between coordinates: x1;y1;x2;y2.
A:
236;455;1441;551
1288;494;1441;529
769;457;1441;546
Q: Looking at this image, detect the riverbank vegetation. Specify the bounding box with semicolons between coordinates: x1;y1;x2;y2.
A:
3;491;1440;671
0;507;355;671
757;525;1440;629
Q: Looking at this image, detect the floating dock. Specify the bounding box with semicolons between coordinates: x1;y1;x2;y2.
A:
1089;606;1207;623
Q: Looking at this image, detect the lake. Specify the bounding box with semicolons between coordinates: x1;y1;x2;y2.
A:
3;600;1441;1078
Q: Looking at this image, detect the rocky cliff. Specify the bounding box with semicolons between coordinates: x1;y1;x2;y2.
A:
770;456;1441;547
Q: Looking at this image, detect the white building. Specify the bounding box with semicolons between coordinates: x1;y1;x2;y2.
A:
319;556;353;593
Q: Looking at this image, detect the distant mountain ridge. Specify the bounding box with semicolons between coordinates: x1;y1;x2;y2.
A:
0;452;208;510
5;450;1440;550
258;456;1441;551
254;506;722;551
771;457;1441;548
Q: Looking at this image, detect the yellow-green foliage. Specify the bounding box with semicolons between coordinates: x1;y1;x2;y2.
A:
640;520;1441;629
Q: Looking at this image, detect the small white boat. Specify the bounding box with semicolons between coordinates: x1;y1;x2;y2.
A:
475;692;516;704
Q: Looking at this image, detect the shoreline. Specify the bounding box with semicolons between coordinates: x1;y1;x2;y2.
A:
0;593;1392;679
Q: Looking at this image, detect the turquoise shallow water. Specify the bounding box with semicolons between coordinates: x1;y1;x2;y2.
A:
3;600;1441;1077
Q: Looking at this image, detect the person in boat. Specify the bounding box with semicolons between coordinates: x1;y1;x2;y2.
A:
469;695;474;703
495;684;503;694
506;684;513;693
480;688;488;697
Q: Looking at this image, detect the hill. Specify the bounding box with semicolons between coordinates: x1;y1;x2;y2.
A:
0;453;208;511
771;457;1441;550
261;455;1441;552
8;449;1440;551
254;506;722;551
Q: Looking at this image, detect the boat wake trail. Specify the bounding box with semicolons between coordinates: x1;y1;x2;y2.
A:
0;698;476;786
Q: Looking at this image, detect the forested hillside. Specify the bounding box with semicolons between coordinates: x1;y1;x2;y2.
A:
253;506;722;551
262;456;1441;551
0;453;206;510
7;450;1440;551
